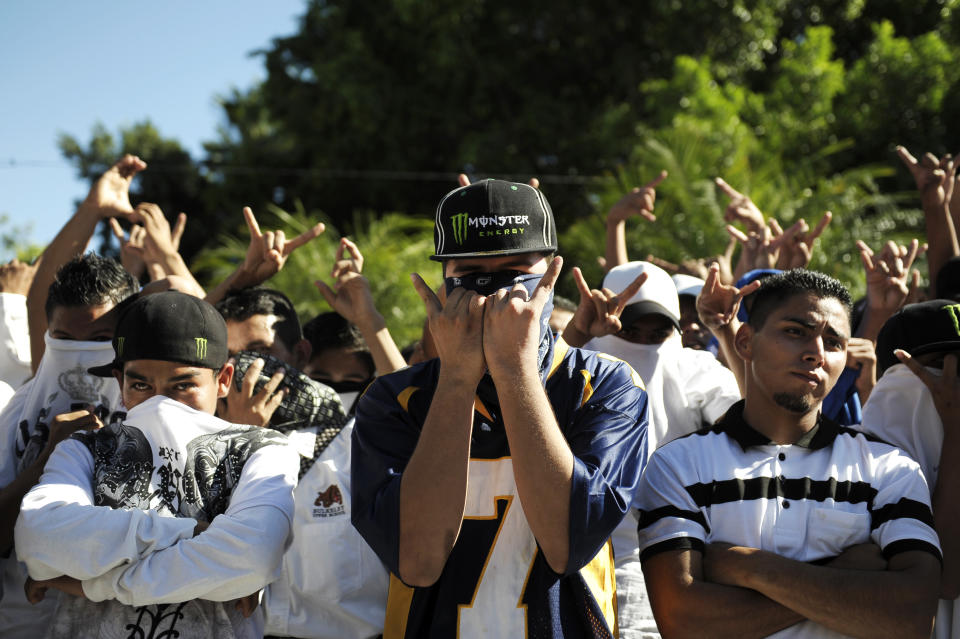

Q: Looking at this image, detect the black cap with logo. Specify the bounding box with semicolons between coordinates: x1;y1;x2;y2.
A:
431;179;558;261
876;299;960;376
89;291;229;377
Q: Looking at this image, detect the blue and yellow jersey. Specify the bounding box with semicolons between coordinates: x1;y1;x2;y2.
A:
351;339;649;638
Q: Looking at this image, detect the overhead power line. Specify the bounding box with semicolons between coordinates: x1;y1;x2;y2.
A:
0;158;615;185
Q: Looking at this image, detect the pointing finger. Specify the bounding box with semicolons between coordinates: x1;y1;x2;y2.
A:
285;222;325;254
572;266;592;301
807;211;832;243
243;207;263;239
726;225;749;243
314;279;338;307
457;173;471;187
645;170;668;190
411;273;443;316
531;256;563;306
109;217;126;242
715;177;743;200
614;272;648;313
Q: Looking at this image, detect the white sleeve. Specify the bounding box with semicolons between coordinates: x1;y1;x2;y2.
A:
684;353;741;424
81;441;298;606
14;439;198;581
0;293;31;388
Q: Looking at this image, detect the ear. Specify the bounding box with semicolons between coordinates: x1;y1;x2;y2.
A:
216;361;235;399
292;338;313;371
733;323;755;362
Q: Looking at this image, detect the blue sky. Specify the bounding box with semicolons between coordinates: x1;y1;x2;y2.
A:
0;1;306;251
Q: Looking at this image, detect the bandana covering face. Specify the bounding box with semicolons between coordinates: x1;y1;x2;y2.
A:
444;269;555;377
6;334;125;479
0;335;125;634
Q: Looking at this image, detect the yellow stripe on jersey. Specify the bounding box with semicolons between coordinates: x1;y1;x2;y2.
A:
474;397;494;421
396;386;419;412
579;540;618;636
580;369;594;407
384;573;415;639
547;337;570;380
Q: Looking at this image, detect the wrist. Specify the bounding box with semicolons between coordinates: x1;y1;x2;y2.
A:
355;311;387;335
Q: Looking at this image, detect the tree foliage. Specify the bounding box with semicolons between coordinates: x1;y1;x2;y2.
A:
55;1;960;336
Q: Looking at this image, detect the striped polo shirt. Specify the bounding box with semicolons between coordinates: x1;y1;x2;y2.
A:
636;400;941;637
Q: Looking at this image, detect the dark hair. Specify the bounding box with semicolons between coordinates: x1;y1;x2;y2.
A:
303;312;375;375
746;269;852;331
45;253;139;320
215;288;302;352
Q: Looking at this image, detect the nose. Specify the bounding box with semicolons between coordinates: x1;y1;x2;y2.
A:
803;336;826;366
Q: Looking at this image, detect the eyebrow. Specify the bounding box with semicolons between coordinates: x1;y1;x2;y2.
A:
782;317;849;340
125;370;203;382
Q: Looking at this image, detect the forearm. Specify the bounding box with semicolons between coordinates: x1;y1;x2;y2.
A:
398;372;474;585
150;252;205;297
205;266;257;305
0;448;51;554
355;313;407;375
924;202;960;294
27;205;101;369
934;419;960;598
494;365;573;573
82;504;289;606
713;322;746;395
734;548;938;639
15;441;196;580
605;218;629;269
854;307;890;342
644;550;802;639
656;579;802;639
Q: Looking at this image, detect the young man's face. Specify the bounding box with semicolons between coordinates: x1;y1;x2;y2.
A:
225;313;307;369
737;292;850;414
443;253;548;278
616;313;676;345
678;295;711;350
303;347;373;385
48;303;117;341
115;359;233;414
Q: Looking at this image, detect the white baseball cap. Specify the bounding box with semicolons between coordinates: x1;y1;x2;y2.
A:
672;274;705;299
602;261;680;329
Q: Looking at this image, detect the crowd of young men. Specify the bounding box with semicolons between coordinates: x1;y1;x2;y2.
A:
0;146;958;639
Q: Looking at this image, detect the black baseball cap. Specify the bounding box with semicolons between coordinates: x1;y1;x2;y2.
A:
431;179;558;261
876;299;960;376
89;291;228;377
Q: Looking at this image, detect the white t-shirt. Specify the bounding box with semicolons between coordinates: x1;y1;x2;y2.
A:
861;363;957;639
263;420;388;639
585;333;740;639
15;396;298;639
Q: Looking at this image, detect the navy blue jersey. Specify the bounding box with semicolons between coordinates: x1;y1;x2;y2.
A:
351;339;649;638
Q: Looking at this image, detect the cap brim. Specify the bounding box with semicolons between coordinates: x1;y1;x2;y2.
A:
621;301;681;331
87;361;119;378
430;246;556;261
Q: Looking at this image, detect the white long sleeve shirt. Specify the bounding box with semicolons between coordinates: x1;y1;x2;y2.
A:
15;396;298;639
263;420;388;638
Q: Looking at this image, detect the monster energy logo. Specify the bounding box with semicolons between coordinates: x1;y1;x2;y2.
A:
116;337;125;356
944;304;960;335
195;337;208;359
451;212;469;244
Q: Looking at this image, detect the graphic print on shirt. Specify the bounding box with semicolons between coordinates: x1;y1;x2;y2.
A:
76;424;286;518
15;364;127;474
313;484;346;518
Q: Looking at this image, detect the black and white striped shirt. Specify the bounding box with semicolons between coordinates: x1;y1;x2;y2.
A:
636;400;940;636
